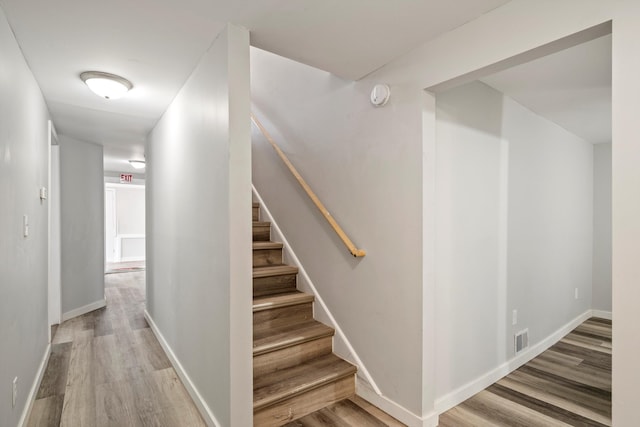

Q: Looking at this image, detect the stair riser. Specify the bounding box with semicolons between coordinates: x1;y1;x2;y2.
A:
253;375;356;426
253;206;259;222
254;336;333;378
254;303;313;334
253;274;297;297
253;225;270;241
253;248;283;267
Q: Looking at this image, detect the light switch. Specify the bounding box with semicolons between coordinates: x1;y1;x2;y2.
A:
40;187;47;200
23;215;29;237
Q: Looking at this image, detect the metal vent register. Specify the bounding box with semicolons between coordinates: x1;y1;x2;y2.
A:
515;329;529;354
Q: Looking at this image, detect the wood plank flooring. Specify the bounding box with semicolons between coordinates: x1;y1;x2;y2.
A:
27;271;205;427
439;317;612;427
28;267;611;426
283;396;406;427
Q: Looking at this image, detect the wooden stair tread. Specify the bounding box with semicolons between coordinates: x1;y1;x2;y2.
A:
253;291;314;312
253;221;270;226
283;397;401;426
253;241;284;250
253;320;334;356
253;202;259;207
253;353;357;410
253;265;298;278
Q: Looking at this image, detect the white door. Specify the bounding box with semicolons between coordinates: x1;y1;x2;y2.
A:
105;187;117;263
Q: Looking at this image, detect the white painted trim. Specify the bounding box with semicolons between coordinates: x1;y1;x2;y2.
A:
62;299;106;322
18;343;51;427
252;185;382;395
357;377;438;427
144;310;221;427
592;310;612;320
435;309;594;414
119;256;146;262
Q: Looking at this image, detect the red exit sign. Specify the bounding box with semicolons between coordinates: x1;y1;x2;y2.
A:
120;174;133;183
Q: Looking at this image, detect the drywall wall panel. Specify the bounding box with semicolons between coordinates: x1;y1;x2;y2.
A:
59;136;105;315
115;186;145;235
146;24;251;426
592;143;611;312
435;81;593;399
365;0;636;421
611;2;640;424
251;47;424;416
0;6;50;426
435;82;505;397
503;90;593;342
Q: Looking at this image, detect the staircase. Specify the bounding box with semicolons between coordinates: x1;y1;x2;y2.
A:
252;202;357;426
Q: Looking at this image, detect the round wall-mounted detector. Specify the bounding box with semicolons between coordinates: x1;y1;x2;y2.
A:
370;84;390;107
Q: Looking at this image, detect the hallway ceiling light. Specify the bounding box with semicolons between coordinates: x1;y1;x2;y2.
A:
80;71;133;100
129;160;145;169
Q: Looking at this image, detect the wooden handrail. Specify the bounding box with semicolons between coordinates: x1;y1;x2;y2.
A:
251;113;366;258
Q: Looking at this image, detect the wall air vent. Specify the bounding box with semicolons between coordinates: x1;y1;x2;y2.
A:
515;329;529;354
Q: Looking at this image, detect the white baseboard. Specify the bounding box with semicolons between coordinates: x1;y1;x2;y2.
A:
591;309;612;320
435;309;593;414
119;256;145;263
357;378;438;427
18;343;51;427
62;299;106;322
144;310;221;427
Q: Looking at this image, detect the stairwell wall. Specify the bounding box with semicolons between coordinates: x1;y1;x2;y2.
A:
0;6;51;426
146;24;252;426
251;47;425;418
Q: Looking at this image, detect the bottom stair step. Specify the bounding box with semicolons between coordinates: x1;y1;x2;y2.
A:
282;396;406;427
254;354;357;425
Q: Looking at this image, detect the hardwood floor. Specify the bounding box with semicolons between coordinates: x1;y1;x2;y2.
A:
283;396;406;426
438;317;612;427
28;263;610;426
27;271;205;427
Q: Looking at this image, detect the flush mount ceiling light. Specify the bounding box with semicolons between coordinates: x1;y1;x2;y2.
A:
80;71;133;100
129;160;145;169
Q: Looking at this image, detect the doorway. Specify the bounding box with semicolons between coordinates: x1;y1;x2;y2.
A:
104;182;146;273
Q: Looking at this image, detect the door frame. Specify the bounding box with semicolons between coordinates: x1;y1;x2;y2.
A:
47;120;61;341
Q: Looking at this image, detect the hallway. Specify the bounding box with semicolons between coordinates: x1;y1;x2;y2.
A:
27;271;205;426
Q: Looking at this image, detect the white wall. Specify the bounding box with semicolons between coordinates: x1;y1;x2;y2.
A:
59;136;105;317
368;0;640;422
611;3;640;423
435;81;593;401
435;82;505;399
251;48;426;418
146;24;252;426
48;144;61;326
115;186;145;235
593;143;611;312
0;6;50;426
